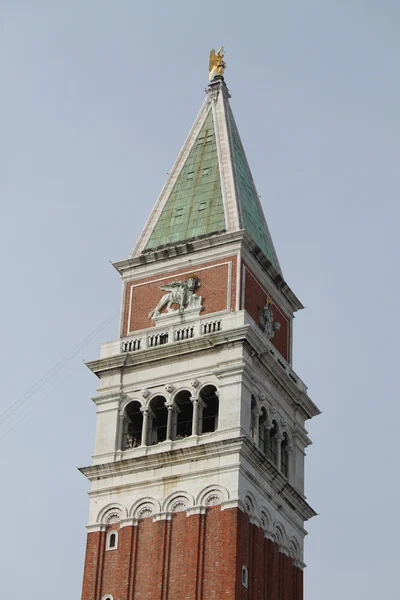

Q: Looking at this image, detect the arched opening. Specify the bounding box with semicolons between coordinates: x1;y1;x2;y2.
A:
149;396;168;444
267;420;278;466
258;407;267;451
123;401;143;449
200;385;219;434
281;432;289;477
242;565;248;588
174;390;193;439
250;395;257;439
106;530;118;551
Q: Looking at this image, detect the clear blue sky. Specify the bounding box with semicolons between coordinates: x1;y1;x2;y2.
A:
1;1;399;598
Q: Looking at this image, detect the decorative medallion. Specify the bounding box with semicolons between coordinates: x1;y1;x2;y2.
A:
205;493;221;507
171;500;188;513
137;505;154;519
105;510;121;524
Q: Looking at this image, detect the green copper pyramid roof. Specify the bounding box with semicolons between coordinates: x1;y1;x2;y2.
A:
228;109;279;270
135;78;282;275
145;110;226;251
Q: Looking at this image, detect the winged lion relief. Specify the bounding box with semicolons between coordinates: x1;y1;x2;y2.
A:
148;275;203;320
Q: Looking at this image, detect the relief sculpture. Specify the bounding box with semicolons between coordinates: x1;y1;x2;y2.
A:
259;297;281;341
148;275;202;320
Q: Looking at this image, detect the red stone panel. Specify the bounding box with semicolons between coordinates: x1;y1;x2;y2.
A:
242;262;291;362
122;256;237;335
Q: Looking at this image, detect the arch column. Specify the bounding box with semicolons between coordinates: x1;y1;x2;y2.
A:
275;433;284;471
165;401;175;440
117;413;125;451
262;423;271;455
191;396;199;436
140;408;150;446
286;445;294;482
252;409;261;444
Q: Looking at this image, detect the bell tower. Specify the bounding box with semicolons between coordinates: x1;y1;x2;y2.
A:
80;58;320;600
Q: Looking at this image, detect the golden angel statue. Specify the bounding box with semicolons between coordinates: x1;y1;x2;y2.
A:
209;47;226;80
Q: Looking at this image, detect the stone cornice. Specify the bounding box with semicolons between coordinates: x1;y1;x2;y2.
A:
112;229;302;313
113;230;244;274
80;437;244;481
86;326;248;377
239;437;317;523
241;232;304;312
86;324;319;420
79;435;316;523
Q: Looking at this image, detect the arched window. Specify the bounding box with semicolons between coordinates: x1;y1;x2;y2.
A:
242;565;248;588
250;395;257;440
267;420;278;466
174;391;193;439
149;396;168;444
123;401;143;449
258;407;267;451
102;596;113;600
106;531;118;551
281;433;289;478
200;385;219;434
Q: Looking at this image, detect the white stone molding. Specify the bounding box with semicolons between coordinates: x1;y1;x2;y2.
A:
197;381;219;397
273;522;290;556
97;503;128;525
259;506;273;537
242;491;257;518
288;537;305;569
191;378;200;389
102;595;113;600
119;395;143;415
147;391;167;406
288;537;301;561
105;530;119;551
142;388;150;399
170;386;192;402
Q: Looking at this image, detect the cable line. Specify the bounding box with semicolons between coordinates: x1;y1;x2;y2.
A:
0;309;118;429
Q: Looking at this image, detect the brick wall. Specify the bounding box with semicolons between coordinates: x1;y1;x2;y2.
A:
122;256;237;335
81;507;303;600
242;263;290;362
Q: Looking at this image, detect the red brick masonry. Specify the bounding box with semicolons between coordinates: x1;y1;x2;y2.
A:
122;257;237;335
81;507;302;600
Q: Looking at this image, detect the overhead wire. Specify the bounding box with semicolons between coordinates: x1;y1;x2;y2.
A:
0;309;119;429
0;375;72;443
